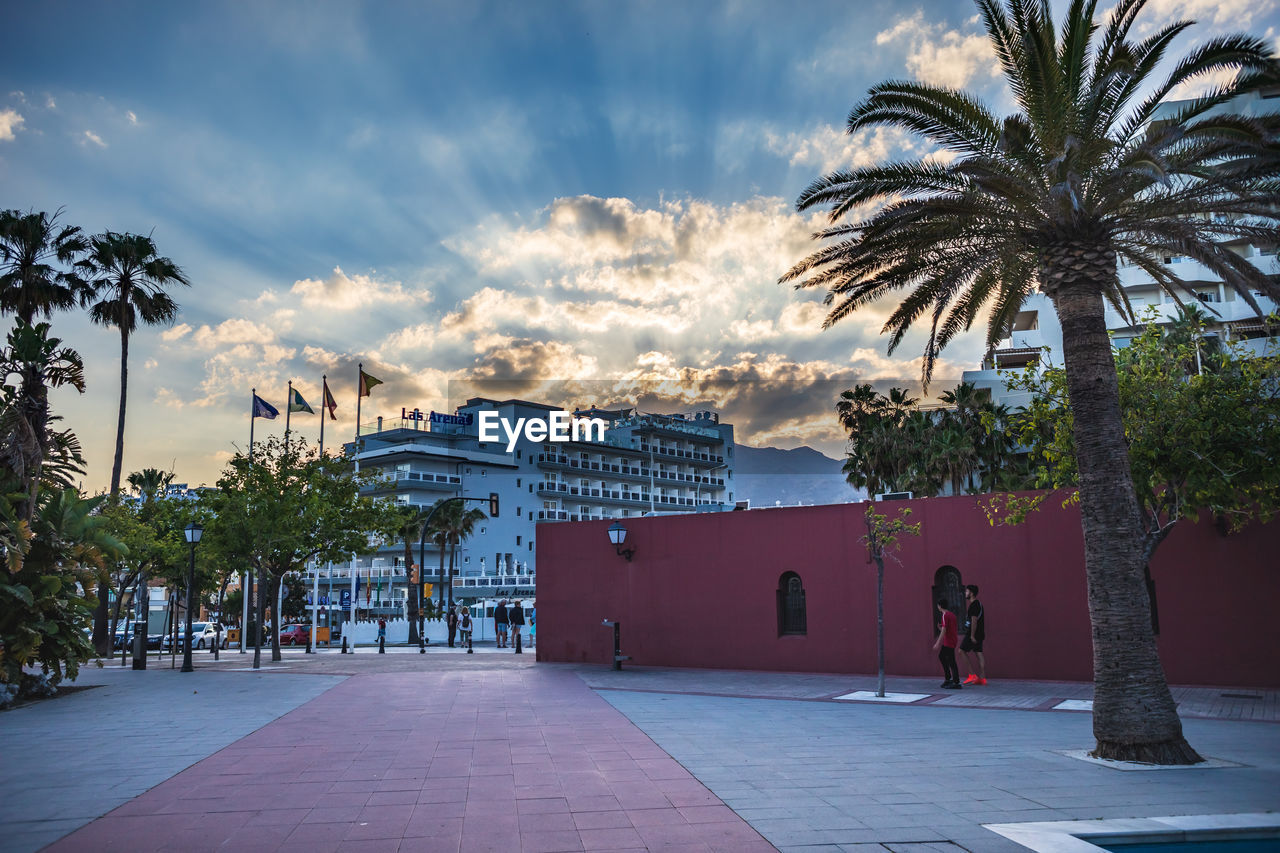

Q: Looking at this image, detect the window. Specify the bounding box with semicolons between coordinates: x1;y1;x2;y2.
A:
528;542;533;551
516;535;522;546
516;479;521;488
777;572;807;635
516;507;521;517
466;467;472;475
482;469;487;476
480;527;486;535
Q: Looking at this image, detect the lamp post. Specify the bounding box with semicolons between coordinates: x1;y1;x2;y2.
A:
607;521;635;561
181;522;204;673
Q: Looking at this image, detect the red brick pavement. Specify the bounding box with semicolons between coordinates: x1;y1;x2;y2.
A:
47;667;775;852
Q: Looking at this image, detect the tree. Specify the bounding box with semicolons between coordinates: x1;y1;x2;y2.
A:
82;232;189;500
425;498;487;613
396;504;430;643
861;505;921;698
204;436;399;666
0;208;88;326
1002;310;1280;562
126;467;176;501
781;0;1279;762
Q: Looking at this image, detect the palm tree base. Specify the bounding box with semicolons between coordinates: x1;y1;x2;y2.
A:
1090;737;1203;765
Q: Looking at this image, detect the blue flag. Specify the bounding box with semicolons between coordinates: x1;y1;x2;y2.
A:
252;394;279;420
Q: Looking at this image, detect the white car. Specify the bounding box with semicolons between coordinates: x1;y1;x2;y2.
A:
162;622;224;651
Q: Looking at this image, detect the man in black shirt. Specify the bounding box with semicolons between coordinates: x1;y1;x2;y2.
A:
961;584;986;685
494;599;509;648
509;599;526;652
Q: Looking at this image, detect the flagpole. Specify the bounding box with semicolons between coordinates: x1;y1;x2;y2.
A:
249;388;257;465
319;374;327;457
354;363;363;475
245;389;255;654
285;380;292;455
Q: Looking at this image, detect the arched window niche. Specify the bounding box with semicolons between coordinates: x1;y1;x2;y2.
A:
931;565;964;638
777;571;807;636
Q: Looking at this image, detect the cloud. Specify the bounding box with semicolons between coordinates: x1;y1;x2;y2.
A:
762;123;928;174
81;129;107;148
191;318;277;349
161;323;192;342
875;11;998;90
0;109;24;140
289;265;427;310
126;110;138;125
1141;0;1276;29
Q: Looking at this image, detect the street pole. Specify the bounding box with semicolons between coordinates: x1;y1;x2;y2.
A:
181;541;196;672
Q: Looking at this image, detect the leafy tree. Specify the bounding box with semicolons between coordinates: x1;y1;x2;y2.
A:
203;436;400;666
783;0;1279;763
81;232;189;500
1001;311;1280;562
861;505;921;698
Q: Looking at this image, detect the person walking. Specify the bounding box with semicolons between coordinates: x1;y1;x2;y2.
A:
960;584;987;685
933;599;961;689
494;599;509;648
459;606;473;647
528;606;536;648
509;599;526;651
446;605;458;648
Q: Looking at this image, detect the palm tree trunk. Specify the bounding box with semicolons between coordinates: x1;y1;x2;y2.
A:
270;574;282;662
109;328;128;498
405;535;419;644
1050;269;1201;764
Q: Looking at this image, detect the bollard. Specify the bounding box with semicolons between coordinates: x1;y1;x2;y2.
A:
602;619;626;671
467;634;473;654
378;635;385;654
419;633;425;654
341;636;348;654
514;629;522;655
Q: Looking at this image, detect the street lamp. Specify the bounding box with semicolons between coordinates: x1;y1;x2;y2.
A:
607;521;635;561
181;522;204;673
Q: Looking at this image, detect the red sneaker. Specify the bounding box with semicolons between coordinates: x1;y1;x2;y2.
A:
977;678;987;685
962;674;978;684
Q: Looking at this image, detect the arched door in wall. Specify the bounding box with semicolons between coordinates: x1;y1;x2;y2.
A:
777;572;807;635
931;566;964;638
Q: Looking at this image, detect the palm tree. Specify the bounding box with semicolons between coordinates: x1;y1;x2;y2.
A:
126;467;176;502
781;0;1279;763
425;499;487;613
82;232;189;499
0;209;89;325
397;505;430;643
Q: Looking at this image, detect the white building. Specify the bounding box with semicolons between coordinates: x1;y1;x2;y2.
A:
302;397;736;630
964;89;1280;407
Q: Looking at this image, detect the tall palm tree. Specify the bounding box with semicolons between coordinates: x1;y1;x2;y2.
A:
398;504;429;643
82;232;189;499
782;0;1279;763
0;208;89;325
426;499;487;612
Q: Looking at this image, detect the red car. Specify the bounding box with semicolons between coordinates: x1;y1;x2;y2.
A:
278;624;311;646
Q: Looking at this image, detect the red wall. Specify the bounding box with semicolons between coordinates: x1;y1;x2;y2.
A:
535;496;1278;688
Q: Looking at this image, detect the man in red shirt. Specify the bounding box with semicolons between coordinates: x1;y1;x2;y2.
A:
933;599;961;689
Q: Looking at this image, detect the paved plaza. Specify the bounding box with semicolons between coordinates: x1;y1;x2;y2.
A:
0;647;1276;852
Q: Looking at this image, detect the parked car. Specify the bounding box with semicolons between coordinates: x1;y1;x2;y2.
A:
161;622;223;651
278;624;311;646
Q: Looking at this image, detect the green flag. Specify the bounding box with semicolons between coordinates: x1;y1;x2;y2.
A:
289;386;315;414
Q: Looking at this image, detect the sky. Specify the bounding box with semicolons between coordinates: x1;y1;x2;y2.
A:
4;0;1278;490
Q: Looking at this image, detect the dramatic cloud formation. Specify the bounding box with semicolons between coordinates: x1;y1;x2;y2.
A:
289;266;426;310
875;11;999;90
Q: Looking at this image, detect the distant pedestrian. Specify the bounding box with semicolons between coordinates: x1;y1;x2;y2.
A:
933;599;961;689
494;599;509;648
528;607;536;647
446;605;459;648
459;606;473;646
377;617;387;641
509;600;526;650
960;584;986;685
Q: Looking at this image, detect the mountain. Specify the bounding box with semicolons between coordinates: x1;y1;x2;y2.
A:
731;444;865;508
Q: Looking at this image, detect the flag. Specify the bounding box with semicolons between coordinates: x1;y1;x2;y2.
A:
359;369;383;398
252;394;279;419
322;379;338;421
354;573;361;601
288;386;314;414
365;570;372;604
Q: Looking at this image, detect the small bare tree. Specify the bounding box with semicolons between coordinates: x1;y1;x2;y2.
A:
861;504;921;698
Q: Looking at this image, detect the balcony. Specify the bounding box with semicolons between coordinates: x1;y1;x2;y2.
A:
360;471;463;493
534;453;724;487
